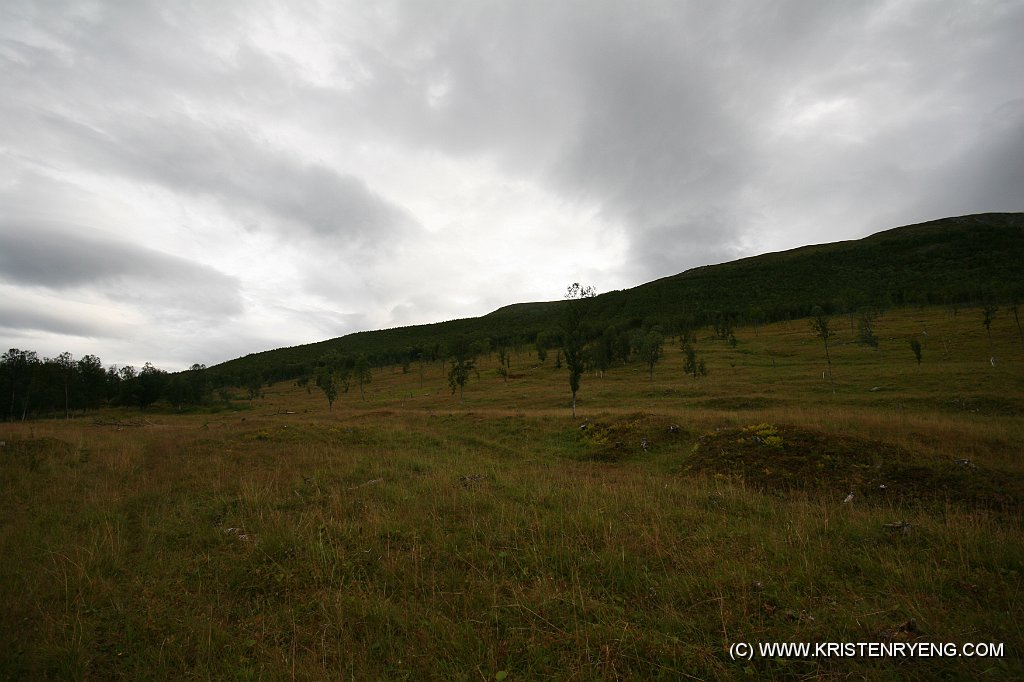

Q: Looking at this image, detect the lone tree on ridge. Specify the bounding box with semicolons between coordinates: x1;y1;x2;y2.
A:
562;282;596;418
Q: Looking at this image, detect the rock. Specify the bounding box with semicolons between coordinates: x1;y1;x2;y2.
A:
877;619;921;642
884;521;912;534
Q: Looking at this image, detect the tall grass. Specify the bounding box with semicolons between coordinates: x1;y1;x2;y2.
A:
1;305;1021;679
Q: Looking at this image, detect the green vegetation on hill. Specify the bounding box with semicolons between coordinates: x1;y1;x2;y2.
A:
3;213;1020;418
209;213;1024;386
603;212;1024;321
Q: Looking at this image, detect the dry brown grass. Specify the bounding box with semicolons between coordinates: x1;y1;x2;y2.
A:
1;305;1022;679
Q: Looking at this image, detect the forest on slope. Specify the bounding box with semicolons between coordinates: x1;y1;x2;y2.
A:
3;212;1022;419
208;212;1024;386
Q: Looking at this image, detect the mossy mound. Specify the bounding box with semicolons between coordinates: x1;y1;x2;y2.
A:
685;424;1023;511
576;413;687;462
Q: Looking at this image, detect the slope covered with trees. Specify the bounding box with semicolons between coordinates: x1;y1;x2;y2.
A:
208;213;1024;387
4;212;1020;417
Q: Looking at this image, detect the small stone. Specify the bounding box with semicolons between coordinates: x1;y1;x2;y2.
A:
884;521;912;534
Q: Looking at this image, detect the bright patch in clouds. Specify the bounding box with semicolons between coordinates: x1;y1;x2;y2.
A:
1;0;1021;370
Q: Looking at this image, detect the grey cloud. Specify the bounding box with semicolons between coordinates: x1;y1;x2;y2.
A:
334;1;1024;277
5;1;758;281
1;1;260;113
2;0;1022;369
2;1;416;250
257;163;415;242
30;112;416;247
551;17;750;224
628;213;745;282
0;220;243;317
1;221;140;288
927;100;1024;216
388;294;467;328
305;310;370;338
329;3;773;275
0;300;113;338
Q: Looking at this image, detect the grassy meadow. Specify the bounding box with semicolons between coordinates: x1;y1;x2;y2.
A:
2;305;1022;680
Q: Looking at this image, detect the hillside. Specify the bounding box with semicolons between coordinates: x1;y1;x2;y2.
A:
613;212;1024;322
210;212;1024;384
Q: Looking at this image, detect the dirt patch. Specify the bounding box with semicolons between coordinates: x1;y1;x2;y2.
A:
684;424;1023;510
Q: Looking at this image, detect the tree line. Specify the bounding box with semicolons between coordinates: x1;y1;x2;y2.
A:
0;304;849;421
1;349;211;420
5;289;1019;421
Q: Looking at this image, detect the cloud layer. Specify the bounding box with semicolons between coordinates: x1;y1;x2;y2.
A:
1;0;1021;369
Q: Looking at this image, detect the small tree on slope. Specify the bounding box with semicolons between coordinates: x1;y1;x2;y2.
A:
810;306;836;395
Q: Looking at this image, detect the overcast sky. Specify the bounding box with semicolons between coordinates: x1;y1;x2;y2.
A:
2;1;1022;371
